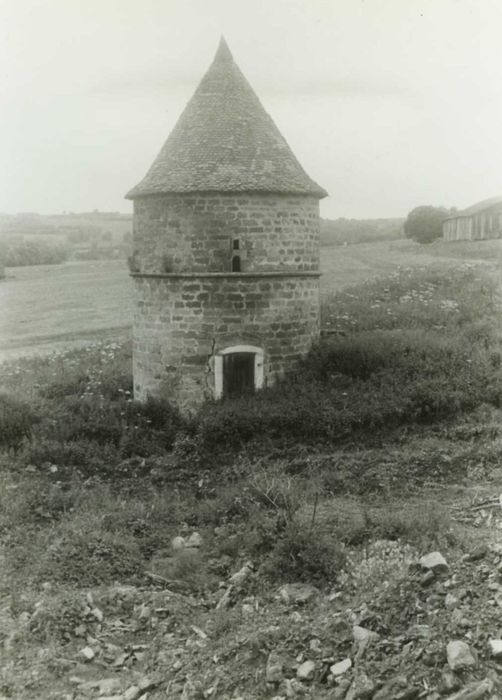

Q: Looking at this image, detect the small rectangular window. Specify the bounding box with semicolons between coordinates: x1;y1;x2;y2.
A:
233;239;239;250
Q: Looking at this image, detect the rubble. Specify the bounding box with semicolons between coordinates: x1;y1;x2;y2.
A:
330;658;352;676
296;659;315;681
419;551;449;574
446;640;476;671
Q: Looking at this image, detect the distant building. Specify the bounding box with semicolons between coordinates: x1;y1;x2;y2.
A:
443;195;502;241
126;38;327;409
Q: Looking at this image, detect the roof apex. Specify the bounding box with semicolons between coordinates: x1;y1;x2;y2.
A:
126;40;327;199
214;36;233;64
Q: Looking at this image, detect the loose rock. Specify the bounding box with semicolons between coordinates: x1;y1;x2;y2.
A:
79;646;95;662
186;532;203;548
445;593;460;609
171;536;186;550
266;651;284;684
296;660;315;681
330;658;352;676
446;640;476;671
279;583;319;605
352;626;379;644
446;678;492;700
346;671;374;699
488;639;502;657
419;551;448;573
331;679;352;699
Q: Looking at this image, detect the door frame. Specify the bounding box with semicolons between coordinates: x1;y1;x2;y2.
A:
214;345;264;399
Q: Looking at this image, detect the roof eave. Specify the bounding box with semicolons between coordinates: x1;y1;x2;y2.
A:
126;186;328;200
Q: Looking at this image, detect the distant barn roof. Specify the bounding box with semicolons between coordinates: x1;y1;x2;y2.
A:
126;39;327;199
445;195;502;220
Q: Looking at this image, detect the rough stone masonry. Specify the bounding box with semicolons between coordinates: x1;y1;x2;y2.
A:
126;38;327;409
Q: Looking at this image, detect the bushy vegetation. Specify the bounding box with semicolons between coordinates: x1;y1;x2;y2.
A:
2;264;501;474
0;238;69;266
1;262;501;592
0;393;38;449
403;205;450;244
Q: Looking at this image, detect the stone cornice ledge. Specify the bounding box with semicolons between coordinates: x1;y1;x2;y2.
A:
130;271;321;279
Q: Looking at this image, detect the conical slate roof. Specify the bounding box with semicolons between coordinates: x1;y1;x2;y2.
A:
126;39;327;199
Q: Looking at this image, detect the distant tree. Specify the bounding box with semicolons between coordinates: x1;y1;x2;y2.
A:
404;205;449;244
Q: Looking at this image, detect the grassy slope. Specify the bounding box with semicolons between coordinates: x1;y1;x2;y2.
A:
2;256;502;697
0;260;132;361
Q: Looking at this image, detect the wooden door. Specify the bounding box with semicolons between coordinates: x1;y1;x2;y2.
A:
222;352;255;397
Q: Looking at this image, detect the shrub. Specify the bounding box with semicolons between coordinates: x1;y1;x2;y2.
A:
0;393;38;449
261;522;345;584
0;475;84;528
3;239;69;267
37;530;144;585
403;205;449;244
27;591;91;643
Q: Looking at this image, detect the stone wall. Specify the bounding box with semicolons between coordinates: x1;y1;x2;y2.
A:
131;192;319;274
132;272;320;408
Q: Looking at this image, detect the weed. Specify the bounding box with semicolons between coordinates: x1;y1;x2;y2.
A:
261;522;345;585
0;393;38;449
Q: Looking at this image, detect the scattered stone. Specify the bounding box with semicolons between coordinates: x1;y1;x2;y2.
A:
445;593;460;609
296;660;315;681
352;626;379;644
190;625;208;640
124;686;141;700
171;536;186;550
186;532;203;548
96;679;121;694
419;551;448;573
446;678;492;700
489;639;502;657
346;671;374;699
309;637;322;654
440;670;462;693
279;583;319;605
91;607;104;622
374;683;419;700
284;678;307;696
229;561;253;586
266;651;284;684
446;640;476;671
215;586;233;610
465;543;488;562
331;679;352;699
79;646;95;662
330;658;352;676
137;677;158;693
242;603;254;616
407;624;431;639
420;570;436;587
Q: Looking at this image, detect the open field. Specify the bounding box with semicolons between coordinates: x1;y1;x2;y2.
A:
0;260;133;361
1;238;501;361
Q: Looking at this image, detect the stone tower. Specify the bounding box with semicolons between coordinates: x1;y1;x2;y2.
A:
126;39;327;409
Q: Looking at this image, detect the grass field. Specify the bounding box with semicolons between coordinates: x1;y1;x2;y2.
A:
1;237;501;361
2;246;502;698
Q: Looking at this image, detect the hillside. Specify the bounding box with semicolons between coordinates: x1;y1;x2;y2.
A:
2;259;502;698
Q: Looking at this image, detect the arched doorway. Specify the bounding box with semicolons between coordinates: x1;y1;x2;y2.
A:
214;345;264;399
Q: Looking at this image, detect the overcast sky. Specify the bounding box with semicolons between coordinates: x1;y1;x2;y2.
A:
1;0;501;219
